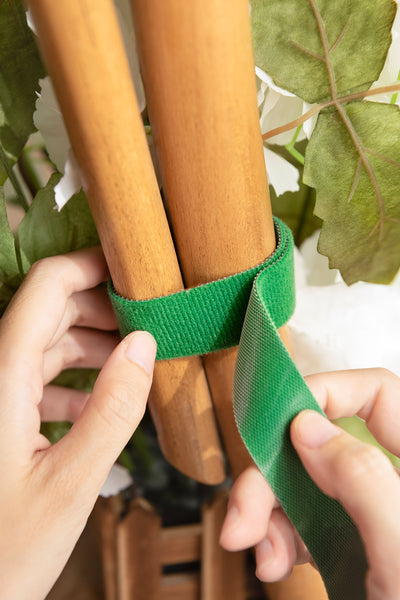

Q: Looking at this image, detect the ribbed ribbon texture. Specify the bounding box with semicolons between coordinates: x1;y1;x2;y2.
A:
109;218;367;599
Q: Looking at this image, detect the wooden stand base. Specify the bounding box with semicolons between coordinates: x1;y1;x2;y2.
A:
47;491;328;600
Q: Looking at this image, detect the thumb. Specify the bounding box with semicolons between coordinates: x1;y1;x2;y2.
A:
52;331;156;493
291;410;400;597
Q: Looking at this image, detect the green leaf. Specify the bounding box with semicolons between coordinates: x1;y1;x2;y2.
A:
17;173;99;271
52;368;99;393
268;143;321;245
335;416;400;469
41;421;71;445
0;188;22;314
251;0;396;103
0;0;46;177
271;183;321;246
304;102;400;284
0;188;20;280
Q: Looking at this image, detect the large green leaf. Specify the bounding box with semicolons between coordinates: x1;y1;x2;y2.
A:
18;173;99;272
0;188;22;313
251;0;396;103
304;102;400;284
0;0;45;181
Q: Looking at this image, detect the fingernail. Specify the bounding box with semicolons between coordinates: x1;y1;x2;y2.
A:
257;538;274;568
294;410;341;449
221;504;240;534
125;331;157;375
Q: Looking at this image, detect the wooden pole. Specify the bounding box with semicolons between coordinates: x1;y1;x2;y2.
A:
27;0;225;484
130;0;273;476
131;1;324;597
263;565;329;600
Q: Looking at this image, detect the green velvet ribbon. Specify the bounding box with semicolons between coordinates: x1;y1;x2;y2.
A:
109;218;367;599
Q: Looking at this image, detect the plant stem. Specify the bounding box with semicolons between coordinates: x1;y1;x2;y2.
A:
284;126;305;165
262;83;400;141
390;70;400;105
0;145;30;212
309;0;386;238
18;143;51;197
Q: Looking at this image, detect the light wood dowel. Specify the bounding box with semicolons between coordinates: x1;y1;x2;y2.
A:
263;564;328;600
131;3;326;597
131;0;274;476
27;0;225;484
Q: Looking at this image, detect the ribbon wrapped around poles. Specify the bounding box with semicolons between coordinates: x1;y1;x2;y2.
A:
109;218;367;600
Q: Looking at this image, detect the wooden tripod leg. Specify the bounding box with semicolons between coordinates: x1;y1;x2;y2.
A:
130;0;272;476
27;0;225;484
131;1;327;597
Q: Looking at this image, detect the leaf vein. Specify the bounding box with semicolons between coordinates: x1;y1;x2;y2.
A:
307;0;387;237
336;104;386;233
364;148;400;171
289;39;325;62
347;157;362;204
329;15;351;55
308;0;337;98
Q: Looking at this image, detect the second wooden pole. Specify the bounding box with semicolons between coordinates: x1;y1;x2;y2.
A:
131;0;275;476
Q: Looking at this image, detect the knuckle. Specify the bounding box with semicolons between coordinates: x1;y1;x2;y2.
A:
370;366;394;380
96;378;146;430
29;255;71;291
63;331;87;365
29;256;58;279
367;569;400;599
336;442;387;484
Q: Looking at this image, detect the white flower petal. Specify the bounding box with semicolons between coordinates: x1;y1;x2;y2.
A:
257;78;269;107
368;3;400;104
302;102;318;139
377;2;400;83
259;87;281;128
264;147;299;196
25;9;37;35
255;66;296;97
33;78;70;172
54;151;82;211
261;92;306;145
299;230;340;286
100;464;133;498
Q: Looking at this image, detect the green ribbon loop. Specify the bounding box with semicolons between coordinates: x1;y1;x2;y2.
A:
108;218;367;599
109;219;295;360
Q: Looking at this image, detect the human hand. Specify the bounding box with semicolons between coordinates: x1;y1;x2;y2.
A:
220;368;400;599
0;248;156;600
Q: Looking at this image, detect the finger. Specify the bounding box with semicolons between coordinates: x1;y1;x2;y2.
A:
43;328;119;384
47;332;156;499
306;368;400;457
0;248;108;363
220;465;276;551
255;509;298;582
46;286;118;351
40;385;90;422
291;410;400;596
0;248;110;456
